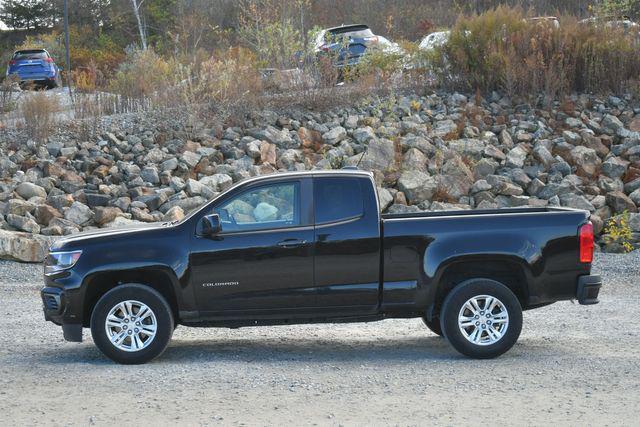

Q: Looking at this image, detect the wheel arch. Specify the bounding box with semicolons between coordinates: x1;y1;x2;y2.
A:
427;255;531;320
81;267;180;327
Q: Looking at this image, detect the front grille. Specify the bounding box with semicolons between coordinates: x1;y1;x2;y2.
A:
43;294;60;311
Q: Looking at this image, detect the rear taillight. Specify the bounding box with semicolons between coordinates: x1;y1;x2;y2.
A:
46;57;54;63
9;60;16;65
579;222;594;263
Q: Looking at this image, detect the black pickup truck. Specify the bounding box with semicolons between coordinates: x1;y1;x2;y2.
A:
41;169;602;364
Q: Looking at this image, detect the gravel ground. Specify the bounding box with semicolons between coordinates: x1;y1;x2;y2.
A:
0;252;638;426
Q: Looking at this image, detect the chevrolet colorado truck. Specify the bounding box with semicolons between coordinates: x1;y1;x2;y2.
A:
41;169;602;364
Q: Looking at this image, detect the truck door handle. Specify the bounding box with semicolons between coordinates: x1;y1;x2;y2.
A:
277;239;307;248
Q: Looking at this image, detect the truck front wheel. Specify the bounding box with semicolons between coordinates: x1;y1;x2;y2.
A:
90;284;174;364
440;278;522;359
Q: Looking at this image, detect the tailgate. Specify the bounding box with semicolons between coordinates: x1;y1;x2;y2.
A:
15;59;50;77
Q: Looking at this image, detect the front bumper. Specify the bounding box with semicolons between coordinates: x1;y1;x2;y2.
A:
41;286;64;324
41;287;83;342
577;274;602;305
41;271;85;342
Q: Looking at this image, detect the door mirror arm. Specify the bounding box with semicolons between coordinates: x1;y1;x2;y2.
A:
202;214;222;236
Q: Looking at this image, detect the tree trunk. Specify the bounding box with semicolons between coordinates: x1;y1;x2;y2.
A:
131;0;147;50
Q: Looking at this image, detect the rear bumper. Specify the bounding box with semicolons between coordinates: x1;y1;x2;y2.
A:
18;78;57;85
8;72;56;83
577;274;602;305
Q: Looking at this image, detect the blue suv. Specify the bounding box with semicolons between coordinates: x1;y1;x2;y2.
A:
6;49;62;89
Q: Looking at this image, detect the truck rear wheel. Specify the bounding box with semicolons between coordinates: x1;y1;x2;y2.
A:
421;316;443;336
440;278;522;359
90;284;174;364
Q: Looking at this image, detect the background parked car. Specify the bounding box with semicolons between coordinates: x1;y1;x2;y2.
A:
526;16;560;28
314;24;386;68
6;49;62;90
579;16;639;35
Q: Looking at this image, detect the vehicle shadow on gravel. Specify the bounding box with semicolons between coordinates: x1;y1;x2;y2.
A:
160;336;456;363
32;336;469;365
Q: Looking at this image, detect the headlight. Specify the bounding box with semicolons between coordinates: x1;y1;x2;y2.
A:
44;250;82;275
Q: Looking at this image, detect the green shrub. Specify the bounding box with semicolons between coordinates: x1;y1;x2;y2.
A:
604;211;634;253
352;46;405;82
432;6;640;98
109;48;175;99
181;47;263;118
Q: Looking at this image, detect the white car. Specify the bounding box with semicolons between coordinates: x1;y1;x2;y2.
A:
377;35;404;55
418;31;451;51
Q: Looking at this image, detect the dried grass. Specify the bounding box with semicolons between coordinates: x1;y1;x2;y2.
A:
19;91;61;141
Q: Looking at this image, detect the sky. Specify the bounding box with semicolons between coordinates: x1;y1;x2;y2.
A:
0;1;6;30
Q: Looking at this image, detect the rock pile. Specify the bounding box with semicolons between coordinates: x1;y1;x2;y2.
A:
1;91;640;261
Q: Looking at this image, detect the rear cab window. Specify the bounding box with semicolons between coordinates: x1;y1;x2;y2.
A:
314;177;364;224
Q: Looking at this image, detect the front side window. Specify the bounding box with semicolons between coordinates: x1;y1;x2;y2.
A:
314;177;364;224
213;182;300;233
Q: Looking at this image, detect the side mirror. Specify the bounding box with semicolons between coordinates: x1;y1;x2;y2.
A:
202;214;222;236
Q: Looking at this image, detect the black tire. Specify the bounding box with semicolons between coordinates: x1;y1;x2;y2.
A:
90;284;174;364
440;278;522;359
421;316;443;336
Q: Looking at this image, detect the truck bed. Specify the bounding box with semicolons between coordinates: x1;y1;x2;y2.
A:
380;206;591;313
381;206;580;220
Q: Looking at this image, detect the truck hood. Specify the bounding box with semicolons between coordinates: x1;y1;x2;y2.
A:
50;222;174;251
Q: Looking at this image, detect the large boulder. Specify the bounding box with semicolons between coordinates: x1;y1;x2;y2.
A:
606;191;638;214
571;146;601;177
438;156;474;200
559;193;595;212
6;214;40;233
252;125;296;149
181;151;202;169
15;182;47;199
199;174;233;192
397;170;438;204
4;199;36;216
34;204;62;226
347;138;395;171
64;201;94;225
533;144;555;169
377;187;393;211
430;119;458;138
298;127;324;151
447;139;485;159
602;157;629;179
629;188;640;206
94;206;122;226
602;114;624;132
322;126;347;145
402;148;428;172
353;126;376;144
136;192;169;211
505;145;528;168
162;206;185;222
0;229;55;262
